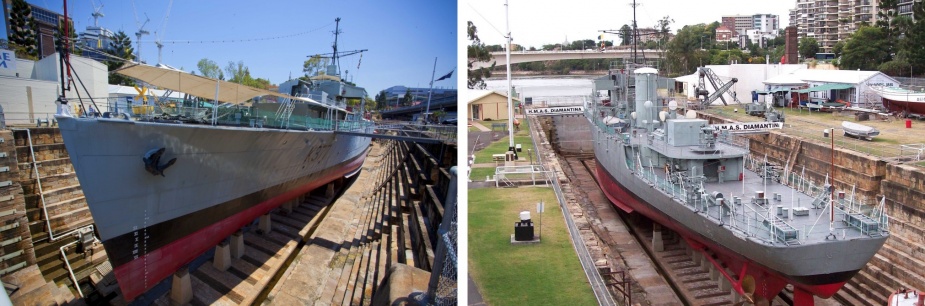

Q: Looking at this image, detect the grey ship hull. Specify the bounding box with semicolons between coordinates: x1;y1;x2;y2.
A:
56;116;370;300
588;121;888;299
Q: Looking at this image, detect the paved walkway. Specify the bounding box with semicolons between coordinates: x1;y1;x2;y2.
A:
468;274;486;306
469;121;491;132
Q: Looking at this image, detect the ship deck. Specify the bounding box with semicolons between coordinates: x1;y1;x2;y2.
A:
622;129;886;246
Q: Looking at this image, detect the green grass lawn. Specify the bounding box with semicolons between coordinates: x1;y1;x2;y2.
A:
469;167;496;181
472;119;535;164
469;187;596;306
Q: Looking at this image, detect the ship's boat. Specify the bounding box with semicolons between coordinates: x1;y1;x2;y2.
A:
588;66;890;305
841;121;880;140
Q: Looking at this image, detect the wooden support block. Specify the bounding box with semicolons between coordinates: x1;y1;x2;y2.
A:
213;242;231;271
326;183;335;198
170;267;192;305
258;214;272;234
231;231;245;260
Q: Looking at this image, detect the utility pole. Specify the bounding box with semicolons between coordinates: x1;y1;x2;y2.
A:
505;0;515;155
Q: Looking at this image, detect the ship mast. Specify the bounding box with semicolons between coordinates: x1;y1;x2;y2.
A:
332;17;341;77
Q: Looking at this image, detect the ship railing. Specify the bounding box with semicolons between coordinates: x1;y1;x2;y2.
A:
635;156;809;245
637;158;803;245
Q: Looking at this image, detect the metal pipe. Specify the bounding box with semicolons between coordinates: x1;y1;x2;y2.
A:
505;0;514;149
60;239;84;297
14;128;92;242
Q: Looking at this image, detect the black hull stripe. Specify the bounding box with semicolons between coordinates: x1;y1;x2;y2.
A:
102;154;365;268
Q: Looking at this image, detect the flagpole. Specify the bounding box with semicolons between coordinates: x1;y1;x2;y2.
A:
425;57;437;123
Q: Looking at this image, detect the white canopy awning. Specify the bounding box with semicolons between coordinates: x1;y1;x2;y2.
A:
114;63;325;107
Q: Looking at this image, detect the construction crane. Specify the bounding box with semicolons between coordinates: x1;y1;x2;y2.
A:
695;67;741;108
154;0;173;65
89;0;104;27
131;0;150;62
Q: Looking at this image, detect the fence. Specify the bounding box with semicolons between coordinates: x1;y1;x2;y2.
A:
427;167;457;306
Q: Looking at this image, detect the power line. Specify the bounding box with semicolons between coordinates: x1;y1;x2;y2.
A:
466;2;505;38
137;21;334;45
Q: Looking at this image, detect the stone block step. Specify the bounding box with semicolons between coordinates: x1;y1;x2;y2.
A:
25;197;87;222
46;209;93;232
19;172;78;194
863;263;909;297
834;281;869;306
840;281;879;306
853;276;889;304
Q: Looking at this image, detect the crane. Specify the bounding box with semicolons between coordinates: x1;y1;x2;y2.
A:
89;0;104;27
131;0;149;62
695;67;741;108
155;0;173;65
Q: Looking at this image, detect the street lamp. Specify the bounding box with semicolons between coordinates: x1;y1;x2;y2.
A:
823;127;839;236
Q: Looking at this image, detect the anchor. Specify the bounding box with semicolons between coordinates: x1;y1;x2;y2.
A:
143;148;177;177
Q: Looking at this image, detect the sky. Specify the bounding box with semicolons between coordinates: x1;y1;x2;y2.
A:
464;0;795;48
5;0;457;96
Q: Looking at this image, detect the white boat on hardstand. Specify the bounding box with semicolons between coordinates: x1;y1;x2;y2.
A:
841;121;880;140
870;85;925;115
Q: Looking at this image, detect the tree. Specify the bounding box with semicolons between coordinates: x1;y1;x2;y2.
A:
832;41;846;57
54;19;80;55
876;0;901;63
402;89;412;107
467;21;495;89
903;1;925;76
840;26;890;71
618;24;632;46
225;60;251;84
106;31;135;86
374;90;387;110
666;24;710;75
303;55;329;77
798;37;819;60
363;95;376;112
8;0;37;59
197;58;224;80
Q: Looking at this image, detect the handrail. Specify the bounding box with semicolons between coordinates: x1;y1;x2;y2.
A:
60;239;83;297
14;128;97;243
526;115;616;306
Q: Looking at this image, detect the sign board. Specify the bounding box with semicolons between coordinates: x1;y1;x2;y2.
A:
526;106;585;116
536;201;544;213
0;49;17;74
710;122;783;131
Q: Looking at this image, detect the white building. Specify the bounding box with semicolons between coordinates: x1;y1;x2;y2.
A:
673;64;807;104
762;69;900;109
752;14;779;33
0;49;108;124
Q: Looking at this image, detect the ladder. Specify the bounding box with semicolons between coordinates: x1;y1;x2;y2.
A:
275;98;296;128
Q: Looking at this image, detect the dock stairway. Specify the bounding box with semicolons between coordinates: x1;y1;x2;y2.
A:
264;139;452;305
10;128;108;299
